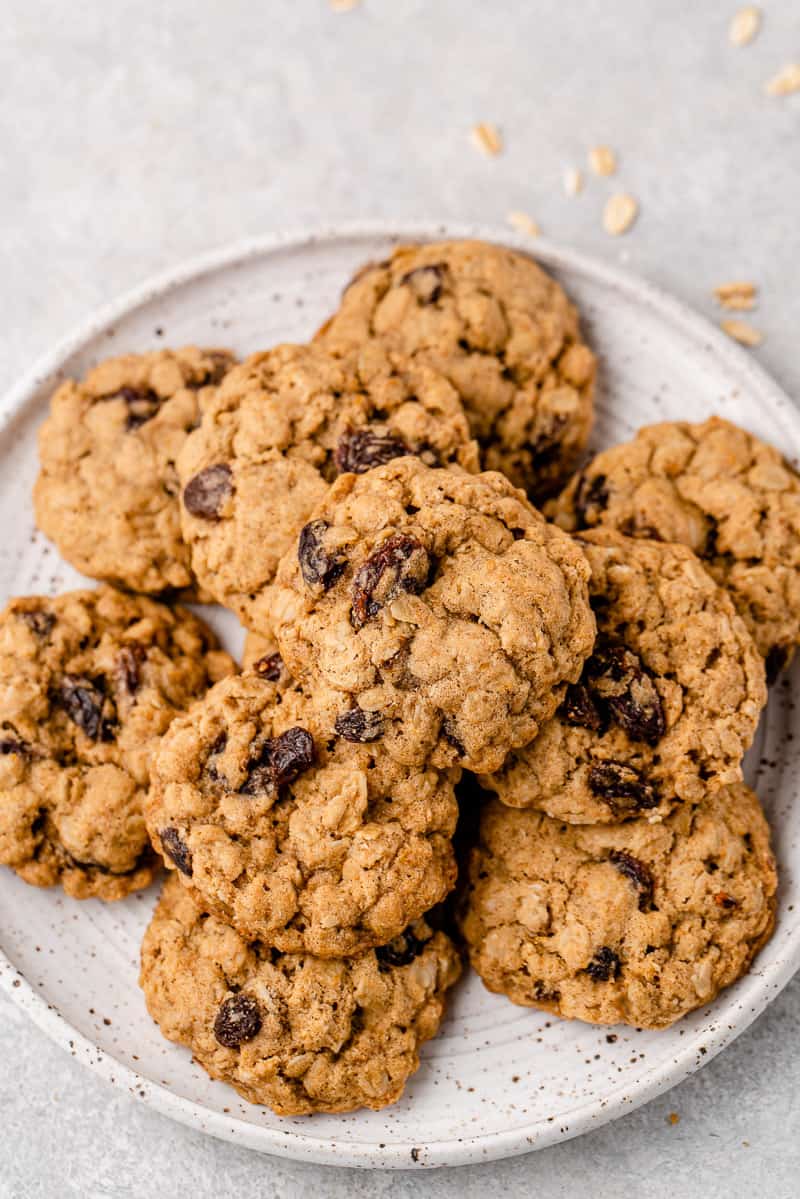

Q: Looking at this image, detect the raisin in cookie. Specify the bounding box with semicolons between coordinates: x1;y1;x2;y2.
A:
0;587;233;899
549;416;800;679
140;875;461;1114
480;530;766;824
35;347;235;594
241;630;290;684
146;672;459;955
177;342;478;632
460;787;776;1029
317;239;596;499
271;457;595;773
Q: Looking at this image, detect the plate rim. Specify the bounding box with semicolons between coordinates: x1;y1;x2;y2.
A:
1;220;799;1170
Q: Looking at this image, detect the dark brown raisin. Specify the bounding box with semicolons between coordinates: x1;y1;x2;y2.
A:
587;644;665;745
213;994;262;1048
160;826;193;876
588;761;659;813
351;534;431;630
703;516;719;559
533;980;561;1003
183;463;233;519
528;416;567;470
585;946;621;982
560;682;604;732
765;644;789;685
56;675;116;742
241;727;315;794
253;652;285;682
573;472;609;528
335;426;410;474
375;925;430;970
714;892;738;909
18;610;55;640
0;736;28;756
609;850;654;909
116;643;147;698
399;264;445;304
335;707;384;742
298;520;347;591
100;385;162;430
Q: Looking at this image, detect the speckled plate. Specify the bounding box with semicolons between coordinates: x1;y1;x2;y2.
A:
0;225;798;1170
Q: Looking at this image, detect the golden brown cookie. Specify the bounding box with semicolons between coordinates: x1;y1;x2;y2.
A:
0;587;234;900
140;875;461;1114
460;787;777;1029
34;347;235;593
480;530;766;824
146;672;459;955
548;416;800;679
271;457;596;773
317;239;596;499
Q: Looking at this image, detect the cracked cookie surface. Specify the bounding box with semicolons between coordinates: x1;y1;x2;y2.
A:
146;671;459;955
35;347;235;594
317;239;596;499
140;874;461;1114
0;587;233;899
460;786;776;1029
177;342;478;632
271;457;595;773
480;530;766;824
548;416;800;677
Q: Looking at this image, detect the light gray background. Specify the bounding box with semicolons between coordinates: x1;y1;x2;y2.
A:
1;1;799;1195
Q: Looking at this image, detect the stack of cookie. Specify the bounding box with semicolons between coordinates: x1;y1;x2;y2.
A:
0;239;787;1115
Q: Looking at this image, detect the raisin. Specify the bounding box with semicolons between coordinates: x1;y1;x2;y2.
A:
335;426;410;474
252;652;284;682
703;517;719;559
160;826;193;876
573;472;608;528
399;264;445;304
533;980;561;1003
18;610;55;640
116;643;147;698
241;727;315;794
351;534;431;630
714;892;738;909
56;675;116;742
213;994;262;1048
586;946;621;982
609;850;654;909
183;464;233;519
529;416;567;470
335;707;384;742
99;385;162;429
0;736;27;756
587;644;665;745
375;925;430;970
560;682;604;732
588;761;658;813
298;520;347;591
765;644;789;686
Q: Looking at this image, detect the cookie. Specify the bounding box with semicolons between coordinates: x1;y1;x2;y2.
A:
548;416;800;678
317;239;596;499
480;530;766;824
146;672;459;955
140;875;461;1114
271;456;595;773
460;786;777;1029
176;342;479;631
34;347;235;594
0;586;234;899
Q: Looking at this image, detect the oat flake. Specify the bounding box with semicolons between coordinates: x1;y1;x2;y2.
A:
729;7;761;47
507;211;541;237
714;281;757;311
721;318;764;346
765;63;800;96
564;167;584;196
471;122;503;156
603;193;638;236
589;146;617;176
330;0;360;10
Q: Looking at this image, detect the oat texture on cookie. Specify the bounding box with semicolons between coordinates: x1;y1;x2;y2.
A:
146;671;459;955
177;342;478;632
140;875;461;1114
317;240;596;500
34;347;235;594
480;530;766;824
0;587;234;899
270;456;596;773
460;786;776;1029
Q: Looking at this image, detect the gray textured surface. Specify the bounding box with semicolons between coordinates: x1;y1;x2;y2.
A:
1;0;799;1195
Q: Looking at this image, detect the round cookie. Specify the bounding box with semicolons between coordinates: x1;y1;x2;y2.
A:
176;342;479;631
460;786;777;1029
548;416;800;679
271;456;596;773
34;346;235;594
140;874;461;1114
480;530;766;824
146;671;459;956
0;587;234;900
317;239;597;499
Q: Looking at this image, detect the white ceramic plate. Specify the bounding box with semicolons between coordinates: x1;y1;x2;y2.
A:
1;225;798;1170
